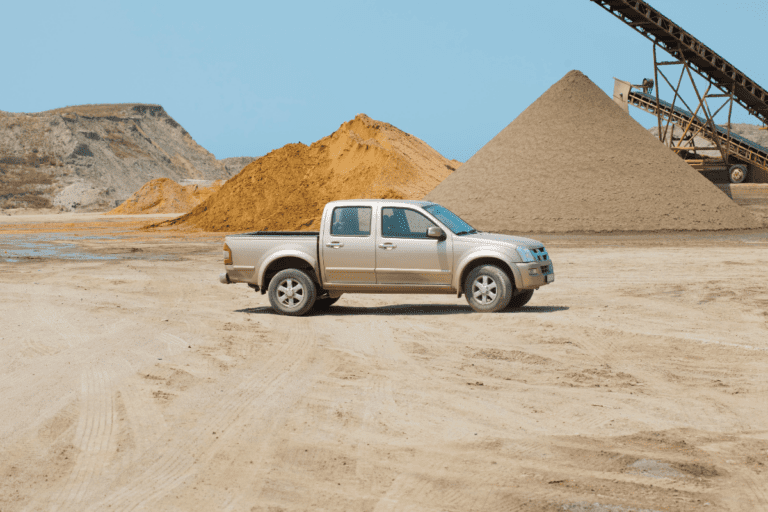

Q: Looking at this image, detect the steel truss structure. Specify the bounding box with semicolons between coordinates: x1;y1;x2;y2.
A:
591;0;768;182
649;45;735;159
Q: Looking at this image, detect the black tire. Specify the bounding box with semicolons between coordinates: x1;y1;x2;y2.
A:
729;164;748;184
314;295;340;310
464;265;513;313
267;269;317;316
507;289;534;309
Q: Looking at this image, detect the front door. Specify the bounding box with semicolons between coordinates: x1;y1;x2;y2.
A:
322;205;376;285
376;207;452;285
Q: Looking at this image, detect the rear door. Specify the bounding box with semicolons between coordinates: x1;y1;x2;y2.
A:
375;206;452;285
321;205;376;285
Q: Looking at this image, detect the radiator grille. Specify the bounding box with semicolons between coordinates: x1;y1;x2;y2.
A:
531;247;550;262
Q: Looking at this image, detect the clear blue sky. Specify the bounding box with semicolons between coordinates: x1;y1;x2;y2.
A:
2;1;767;162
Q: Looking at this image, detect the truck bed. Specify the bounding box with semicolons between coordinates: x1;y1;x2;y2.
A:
223;231;320;287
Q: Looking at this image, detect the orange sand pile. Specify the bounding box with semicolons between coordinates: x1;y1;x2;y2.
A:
107;178;223;215
160;114;457;231
427;70;763;233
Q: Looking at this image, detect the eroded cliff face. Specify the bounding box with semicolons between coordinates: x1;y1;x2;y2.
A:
0;104;243;211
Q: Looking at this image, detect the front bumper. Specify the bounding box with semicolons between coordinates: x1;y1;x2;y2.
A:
516;261;554;289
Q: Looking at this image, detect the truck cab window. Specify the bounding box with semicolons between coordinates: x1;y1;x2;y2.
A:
381;207;436;238
331;206;372;236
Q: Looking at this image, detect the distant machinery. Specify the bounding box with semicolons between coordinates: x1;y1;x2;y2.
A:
592;0;768;183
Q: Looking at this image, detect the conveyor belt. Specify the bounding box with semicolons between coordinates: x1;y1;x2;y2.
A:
590;0;768;125
629;90;768;171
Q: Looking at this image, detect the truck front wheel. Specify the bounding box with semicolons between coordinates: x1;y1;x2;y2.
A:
465;265;513;313
268;269;317;316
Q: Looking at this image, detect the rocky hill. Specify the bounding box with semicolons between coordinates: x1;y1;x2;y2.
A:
219;156;257;175
648;125;720;158
0;104;248;211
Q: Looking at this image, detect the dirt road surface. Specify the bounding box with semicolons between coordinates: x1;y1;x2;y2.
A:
1;215;768;511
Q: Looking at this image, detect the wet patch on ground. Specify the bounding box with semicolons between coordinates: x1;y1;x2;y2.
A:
0;234;182;262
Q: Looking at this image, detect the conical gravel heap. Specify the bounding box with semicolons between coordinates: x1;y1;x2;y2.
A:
426;70;763;233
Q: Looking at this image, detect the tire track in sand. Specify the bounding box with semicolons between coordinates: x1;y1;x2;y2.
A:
737;470;768;510
0;315;167;449
47;366;119;512
331;313;473;500
156;332;188;357
338;315;406;497
0;302;90;392
89;319;324;511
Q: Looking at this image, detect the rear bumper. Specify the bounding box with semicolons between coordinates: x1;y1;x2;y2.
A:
219;272;230;284
515;261;554;289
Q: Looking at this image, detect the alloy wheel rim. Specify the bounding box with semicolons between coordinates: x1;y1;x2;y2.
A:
472;275;497;305
277;278;305;308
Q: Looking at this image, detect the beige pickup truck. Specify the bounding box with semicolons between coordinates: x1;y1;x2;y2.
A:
220;199;554;316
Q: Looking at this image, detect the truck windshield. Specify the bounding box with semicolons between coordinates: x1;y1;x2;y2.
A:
423;204;477;235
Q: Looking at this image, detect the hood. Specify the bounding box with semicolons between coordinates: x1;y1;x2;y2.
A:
458;232;544;249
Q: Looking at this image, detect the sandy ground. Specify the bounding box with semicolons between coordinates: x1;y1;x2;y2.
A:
1;215;768;511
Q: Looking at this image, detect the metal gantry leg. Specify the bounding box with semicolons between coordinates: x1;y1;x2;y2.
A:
653;45;662;144
650;41;735;161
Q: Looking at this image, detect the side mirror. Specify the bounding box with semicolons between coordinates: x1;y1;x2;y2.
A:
427;226;446;240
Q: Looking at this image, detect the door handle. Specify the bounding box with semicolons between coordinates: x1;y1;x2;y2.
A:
378;243;397;249
326;242;344;248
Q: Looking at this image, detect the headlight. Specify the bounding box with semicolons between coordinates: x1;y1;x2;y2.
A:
516;247;535;263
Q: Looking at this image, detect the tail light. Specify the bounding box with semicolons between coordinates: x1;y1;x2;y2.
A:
223;243;232;265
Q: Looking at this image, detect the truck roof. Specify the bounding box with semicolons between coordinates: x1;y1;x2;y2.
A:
327;199;435;207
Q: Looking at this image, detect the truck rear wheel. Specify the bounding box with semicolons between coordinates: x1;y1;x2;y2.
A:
268;269;317;316
507;289;534;309
465;265;513;313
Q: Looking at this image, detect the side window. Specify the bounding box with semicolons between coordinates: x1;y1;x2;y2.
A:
381;207;436;239
330;206;372;236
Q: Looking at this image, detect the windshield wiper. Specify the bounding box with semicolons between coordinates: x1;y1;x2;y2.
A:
455;229;477;236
